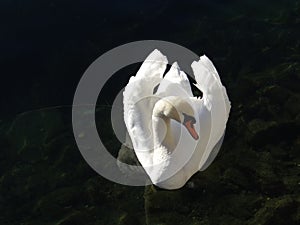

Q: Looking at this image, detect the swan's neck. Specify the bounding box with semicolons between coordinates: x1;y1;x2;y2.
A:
152;115;176;154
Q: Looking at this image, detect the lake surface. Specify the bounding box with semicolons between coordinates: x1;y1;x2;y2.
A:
0;0;299;224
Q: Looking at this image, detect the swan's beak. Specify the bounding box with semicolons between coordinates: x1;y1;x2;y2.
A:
183;120;199;140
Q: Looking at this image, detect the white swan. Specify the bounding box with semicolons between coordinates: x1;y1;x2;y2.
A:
123;49;230;190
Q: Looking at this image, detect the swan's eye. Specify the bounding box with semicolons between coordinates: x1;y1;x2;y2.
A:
182;113;196;124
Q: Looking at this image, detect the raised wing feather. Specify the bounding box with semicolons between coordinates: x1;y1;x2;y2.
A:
123;49;168;165
123;49;167;119
156;62;193;97
191;55;231;169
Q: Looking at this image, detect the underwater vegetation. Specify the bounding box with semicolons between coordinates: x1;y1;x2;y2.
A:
0;0;300;224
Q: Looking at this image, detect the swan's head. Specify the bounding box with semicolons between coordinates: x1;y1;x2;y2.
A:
153;96;199;140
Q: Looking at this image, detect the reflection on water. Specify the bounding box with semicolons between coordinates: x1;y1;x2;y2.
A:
0;0;300;224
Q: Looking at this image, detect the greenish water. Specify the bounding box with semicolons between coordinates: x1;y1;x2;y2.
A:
1;0;300;224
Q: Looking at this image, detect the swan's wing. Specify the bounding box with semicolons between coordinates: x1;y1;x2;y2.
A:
123;49;168;166
193;55;231;116
191;55;231;170
124;49;168;121
156;62;193;97
124;49;168;106
182;96;211;174
199;133;224;171
135;49;168;79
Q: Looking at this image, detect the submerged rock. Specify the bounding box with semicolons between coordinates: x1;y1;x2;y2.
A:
248;196;299;225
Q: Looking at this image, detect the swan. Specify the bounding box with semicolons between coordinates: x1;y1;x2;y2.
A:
122;49;230;190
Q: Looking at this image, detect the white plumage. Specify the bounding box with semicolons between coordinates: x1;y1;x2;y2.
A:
122;49;231;189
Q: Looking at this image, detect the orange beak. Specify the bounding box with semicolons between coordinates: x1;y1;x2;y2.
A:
183;120;199;140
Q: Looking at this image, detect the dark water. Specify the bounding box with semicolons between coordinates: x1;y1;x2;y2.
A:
1;0;300;224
